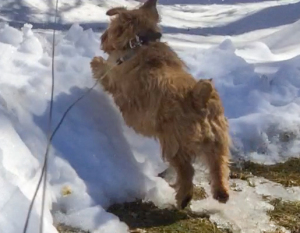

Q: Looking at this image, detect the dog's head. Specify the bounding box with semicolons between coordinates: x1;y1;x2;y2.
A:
101;0;161;54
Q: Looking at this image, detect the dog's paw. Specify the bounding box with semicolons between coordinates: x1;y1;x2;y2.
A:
213;188;229;204
179;194;193;210
175;185;194;210
90;56;106;71
91;56;105;64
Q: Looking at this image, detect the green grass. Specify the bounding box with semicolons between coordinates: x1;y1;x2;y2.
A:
193;185;208;200
56;224;89;233
105;186;232;233
107;199;230;233
230;158;300;187
267;199;300;233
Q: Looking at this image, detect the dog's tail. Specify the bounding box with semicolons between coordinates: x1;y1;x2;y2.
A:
191;79;213;113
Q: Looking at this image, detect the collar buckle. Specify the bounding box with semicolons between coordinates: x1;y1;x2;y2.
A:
129;35;142;49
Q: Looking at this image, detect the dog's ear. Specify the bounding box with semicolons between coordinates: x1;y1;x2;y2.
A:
140;0;159;21
141;0;158;8
106;7;127;16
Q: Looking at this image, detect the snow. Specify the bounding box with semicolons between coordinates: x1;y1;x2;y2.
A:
0;0;300;233
0;23;23;46
0;20;175;233
19;24;43;55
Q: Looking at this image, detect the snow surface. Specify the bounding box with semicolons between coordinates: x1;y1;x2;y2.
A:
0;0;300;233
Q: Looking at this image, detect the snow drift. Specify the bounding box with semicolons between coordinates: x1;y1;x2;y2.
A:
0;0;300;232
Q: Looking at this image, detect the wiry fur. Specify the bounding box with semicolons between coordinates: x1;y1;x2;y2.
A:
90;0;231;209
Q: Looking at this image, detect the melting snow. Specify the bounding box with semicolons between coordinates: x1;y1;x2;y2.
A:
0;0;300;232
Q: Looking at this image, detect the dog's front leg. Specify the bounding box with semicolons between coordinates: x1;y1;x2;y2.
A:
90;56;112;92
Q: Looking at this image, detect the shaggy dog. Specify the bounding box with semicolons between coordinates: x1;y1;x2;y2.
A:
90;0;231;209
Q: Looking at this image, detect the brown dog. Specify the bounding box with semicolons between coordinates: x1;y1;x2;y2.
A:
90;0;231;209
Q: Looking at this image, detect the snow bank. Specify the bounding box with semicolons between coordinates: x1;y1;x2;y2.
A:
0;23;175;233
1;12;300;233
173;38;300;164
0;23;23;46
263;19;300;51
262;19;300;58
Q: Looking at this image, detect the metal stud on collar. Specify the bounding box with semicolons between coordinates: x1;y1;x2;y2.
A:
129;35;142;48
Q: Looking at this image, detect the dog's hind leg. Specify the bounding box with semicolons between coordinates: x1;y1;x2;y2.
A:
203;144;230;204
168;152;194;209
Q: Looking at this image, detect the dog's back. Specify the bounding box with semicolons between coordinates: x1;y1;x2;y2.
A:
108;41;228;143
105;42;195;134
